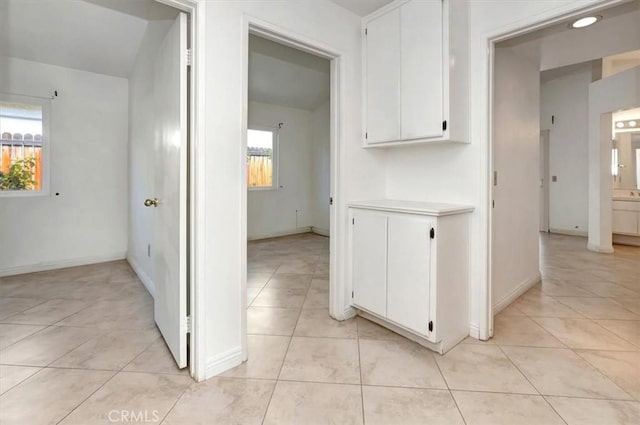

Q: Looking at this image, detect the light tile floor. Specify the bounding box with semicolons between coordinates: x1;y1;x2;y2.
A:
0;232;638;424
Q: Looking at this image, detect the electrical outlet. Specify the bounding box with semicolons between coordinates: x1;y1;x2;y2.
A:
147;244;151;258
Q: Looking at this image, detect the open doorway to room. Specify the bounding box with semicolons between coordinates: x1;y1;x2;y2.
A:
0;0;197;401
489;0;640;377
244;34;333;341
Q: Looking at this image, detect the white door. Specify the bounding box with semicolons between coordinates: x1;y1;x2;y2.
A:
387;214;433;336
152;12;188;368
351;209;387;317
400;0;443;140
365;8;400;144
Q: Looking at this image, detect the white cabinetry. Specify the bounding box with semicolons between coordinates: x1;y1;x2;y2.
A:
612;200;640;246
363;0;469;146
349;200;473;353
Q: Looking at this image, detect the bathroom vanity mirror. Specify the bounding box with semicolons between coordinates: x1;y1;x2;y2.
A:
612;131;640;190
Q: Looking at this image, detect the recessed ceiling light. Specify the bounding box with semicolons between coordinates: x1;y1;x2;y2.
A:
569;15;602;29
616;122;625;128
630;121;637;127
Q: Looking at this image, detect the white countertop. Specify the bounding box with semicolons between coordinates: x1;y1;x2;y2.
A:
348;199;474;217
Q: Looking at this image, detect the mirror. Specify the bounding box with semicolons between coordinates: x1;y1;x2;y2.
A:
612;131;640;190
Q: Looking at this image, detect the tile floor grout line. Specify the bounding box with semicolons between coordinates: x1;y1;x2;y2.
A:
355;319;367;424
493;343;543;397
53;369;119;425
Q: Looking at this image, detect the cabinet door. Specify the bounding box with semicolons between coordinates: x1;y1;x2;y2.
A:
612;210;639;235
365;8;401;144
387;214;433;336
400;0;444;140
351;210;388;317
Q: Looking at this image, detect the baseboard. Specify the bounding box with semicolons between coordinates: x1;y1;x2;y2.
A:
311;227;330;237
247;227;311;241
492;272;541;315
0;252;126;277
587;242;615;253
126;255;155;298
549;228;588;237
469;323;481;339
204;346;244;379
612;234;640;247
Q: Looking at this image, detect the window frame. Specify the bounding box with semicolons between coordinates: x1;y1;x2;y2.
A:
0;93;51;198
247;125;279;191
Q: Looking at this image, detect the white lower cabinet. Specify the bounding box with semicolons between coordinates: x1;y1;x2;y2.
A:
349;200;473;354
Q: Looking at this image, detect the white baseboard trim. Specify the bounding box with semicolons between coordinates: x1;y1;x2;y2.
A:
311;227;330;237
469;323;481;340
612;234;640;247
0;252;126;277
492;272;541;315
587;242;615;254
126;255;155;298
247;227;311;241
550;228;588;237
205;346;244;379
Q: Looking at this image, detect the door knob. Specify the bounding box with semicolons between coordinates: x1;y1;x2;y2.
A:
144;198;158;207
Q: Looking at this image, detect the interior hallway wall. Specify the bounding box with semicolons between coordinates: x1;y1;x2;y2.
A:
127;20;174;297
491;46;541;311
540;67;591;236
0;56;128;275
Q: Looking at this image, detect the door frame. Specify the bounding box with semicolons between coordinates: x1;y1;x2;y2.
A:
540;129;550;232
240;16;345;360
484;0;627;338
155;0;206;381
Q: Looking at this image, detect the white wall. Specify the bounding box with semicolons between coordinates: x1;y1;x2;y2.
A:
540;67;592;236
0;56;128;275
247;101;312;239
127;20;174;296
311;100;330;234
196;0;628;378
491;46;541;310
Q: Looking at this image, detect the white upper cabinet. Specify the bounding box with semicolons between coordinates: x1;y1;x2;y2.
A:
363;0;469;146
365;8;401;143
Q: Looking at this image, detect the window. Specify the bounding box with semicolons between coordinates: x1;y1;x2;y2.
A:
0;93;50;196
247;127;278;189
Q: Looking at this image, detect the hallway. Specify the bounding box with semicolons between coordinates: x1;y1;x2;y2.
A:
0;233;638;424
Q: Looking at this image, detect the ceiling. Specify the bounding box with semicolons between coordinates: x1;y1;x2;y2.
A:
499;0;640;47
0;0;177;78
328;0;393;16
249;35;330;111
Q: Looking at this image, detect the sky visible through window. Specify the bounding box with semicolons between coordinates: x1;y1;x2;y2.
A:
248;129;273;149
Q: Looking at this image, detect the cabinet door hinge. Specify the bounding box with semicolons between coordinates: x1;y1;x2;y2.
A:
430;228;435;239
365;28;368;35
351;290;354;299
329;197;333;206
365;132;368;139
184;316;192;333
428;321;433;332
186;48;192;66
352;218;355;225
442;120;447;131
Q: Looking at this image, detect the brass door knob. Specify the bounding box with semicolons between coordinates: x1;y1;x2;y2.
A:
144;198;158;207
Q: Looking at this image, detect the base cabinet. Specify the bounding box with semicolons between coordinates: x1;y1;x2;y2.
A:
349;200;473;353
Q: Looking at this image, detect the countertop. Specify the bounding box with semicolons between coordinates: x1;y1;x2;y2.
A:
348;199;474;217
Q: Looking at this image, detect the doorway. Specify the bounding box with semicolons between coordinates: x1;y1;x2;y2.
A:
241;22;342;364
489;0;640;332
